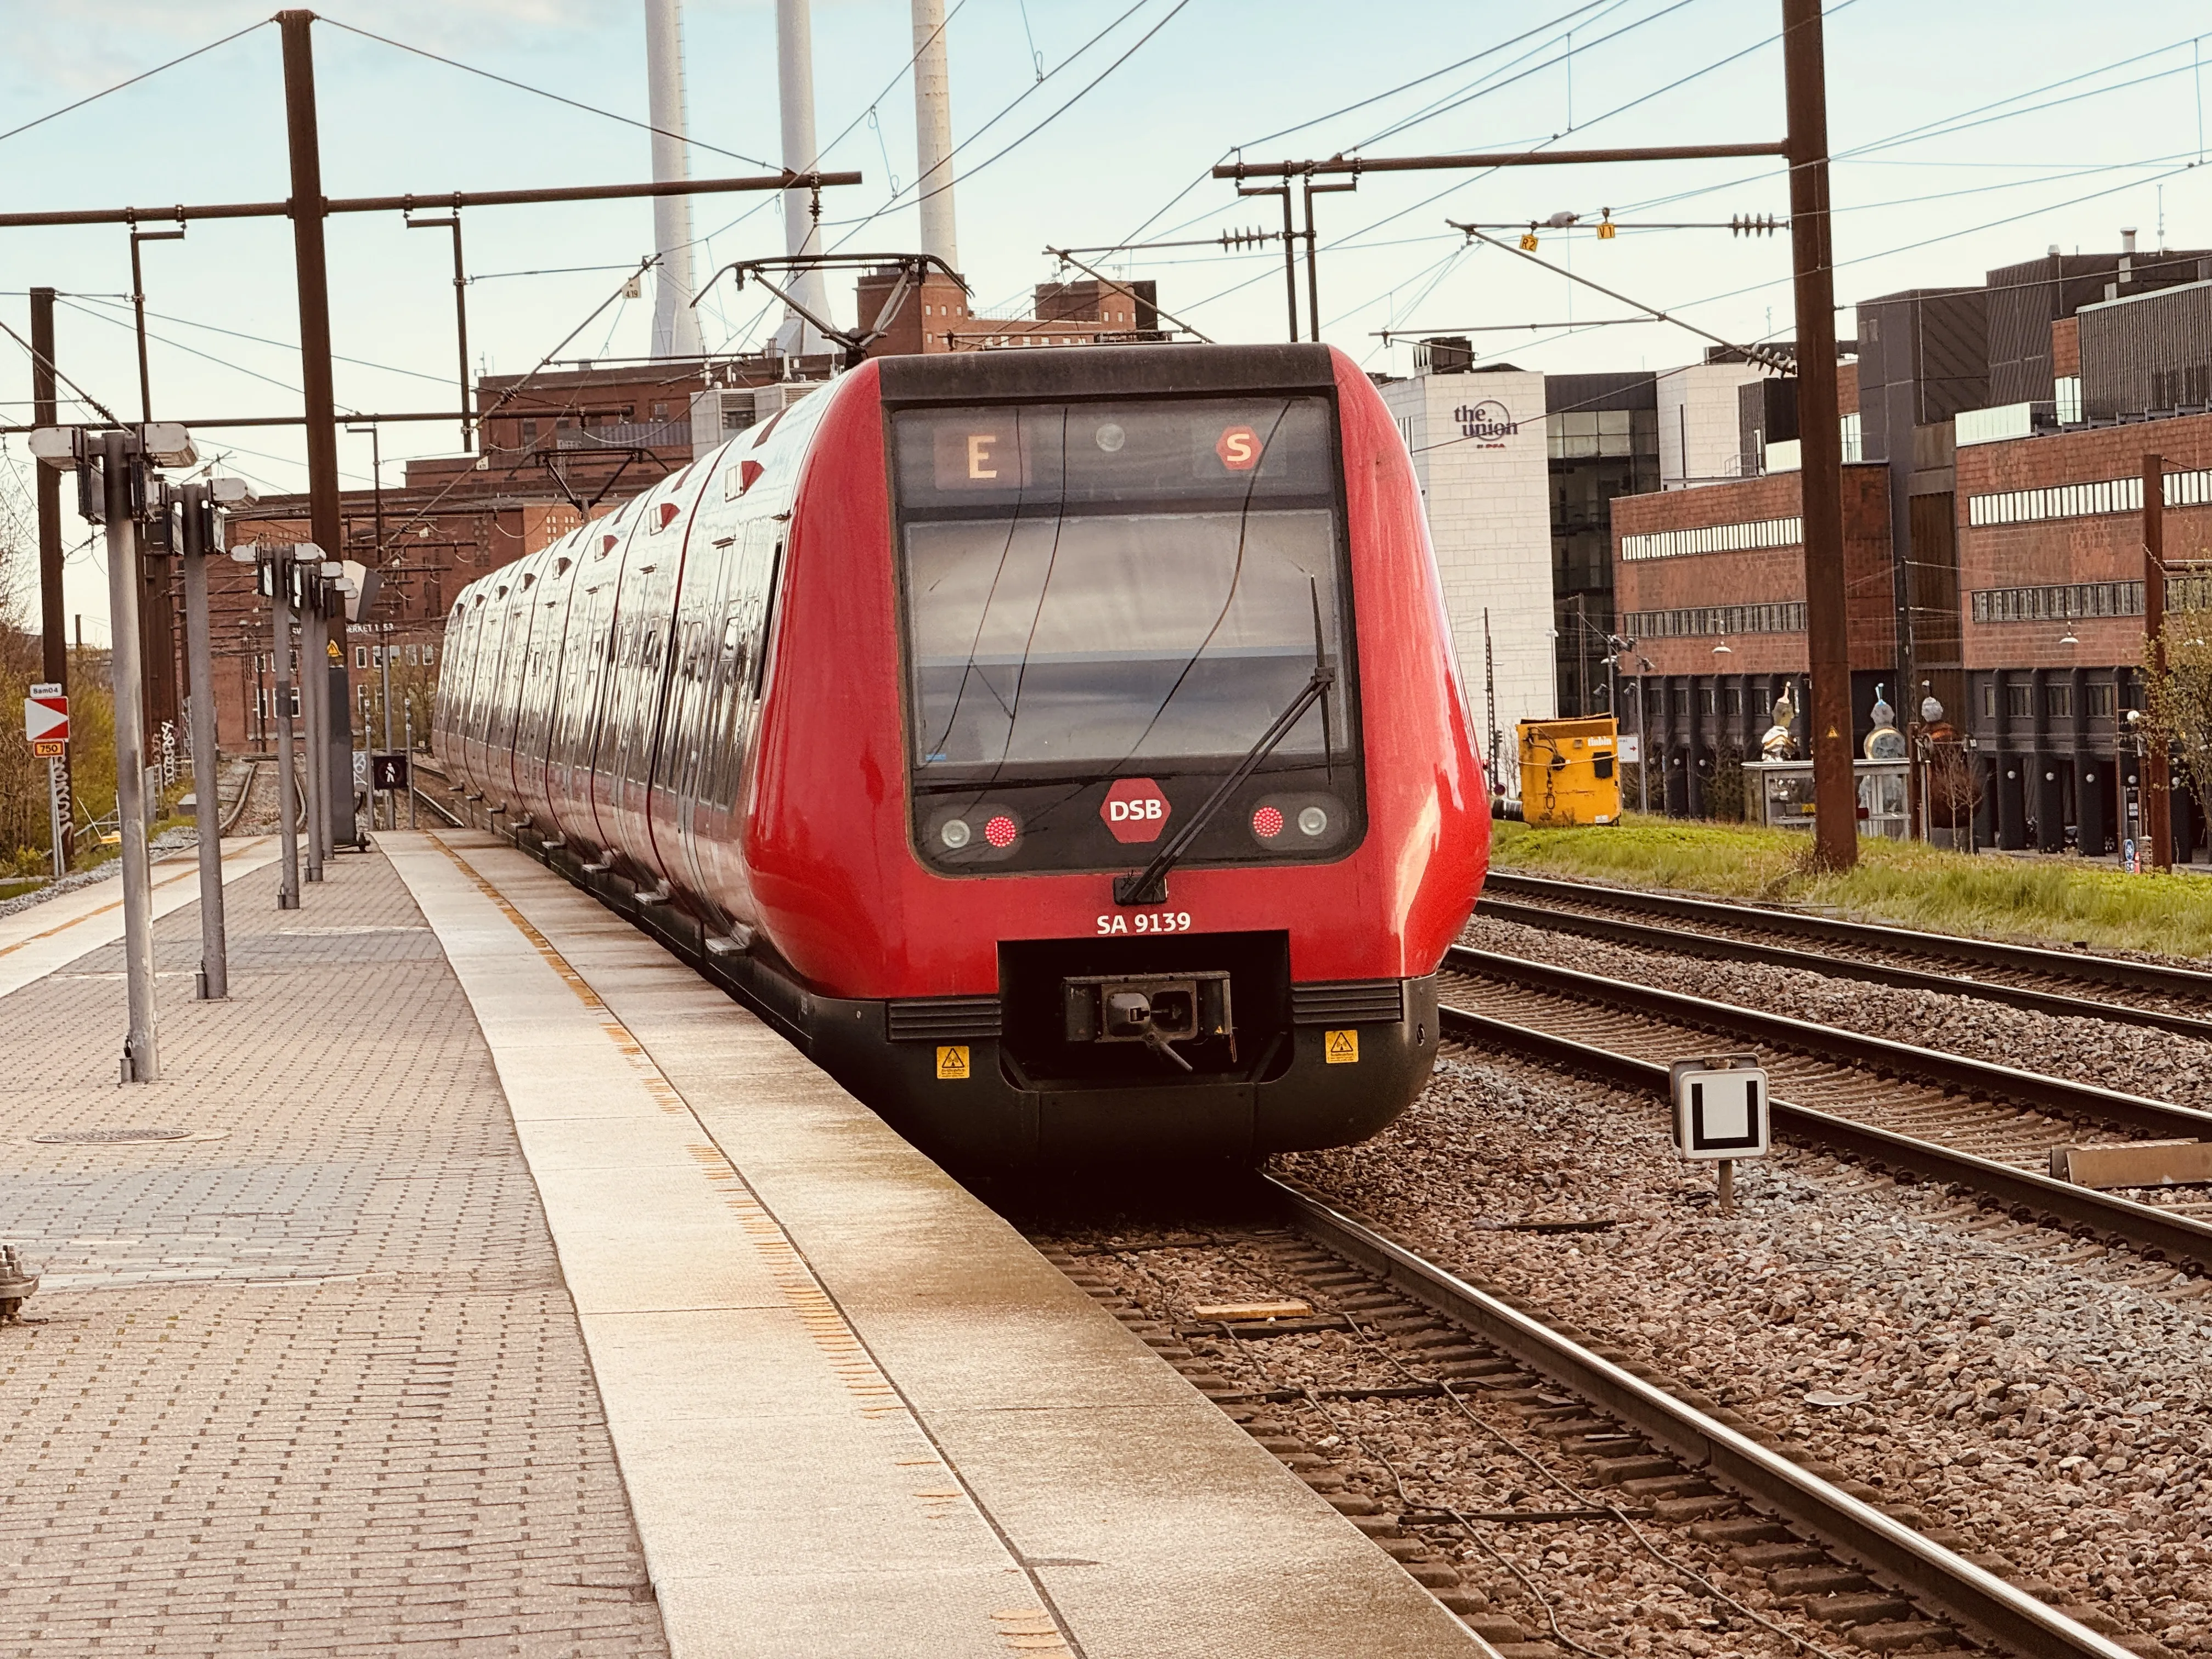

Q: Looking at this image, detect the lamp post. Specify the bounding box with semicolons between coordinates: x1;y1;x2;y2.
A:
1634;656;1655;813
26;421;202;1082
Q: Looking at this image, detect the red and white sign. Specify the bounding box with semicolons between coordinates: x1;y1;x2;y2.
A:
1099;777;1171;844
1216;425;1262;471
24;686;66;746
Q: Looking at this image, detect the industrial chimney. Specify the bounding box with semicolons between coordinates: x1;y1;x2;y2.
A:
643;0;704;359
776;0;832;358
912;0;959;273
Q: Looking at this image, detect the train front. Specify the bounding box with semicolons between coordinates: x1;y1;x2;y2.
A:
755;343;1487;1165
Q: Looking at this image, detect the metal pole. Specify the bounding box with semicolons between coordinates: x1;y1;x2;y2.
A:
270;552;301;910
405;707;416;830
300;578;328;881
178;483;227;1000
1640;667;1651;812
2145;452;2172;872
1782;0;1855;871
1300;178;1355;345
47;758;64;879
279;9;354;852
103;432;158;1082
30;288;70;868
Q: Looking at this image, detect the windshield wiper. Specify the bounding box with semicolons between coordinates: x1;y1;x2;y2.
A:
1113;653;1334;908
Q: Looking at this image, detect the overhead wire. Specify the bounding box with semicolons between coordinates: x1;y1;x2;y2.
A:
1091;0;1636;272
0;19;271;149
317;14;777;172
1354;0;1689;153
64;294;452;387
820;0;1158;248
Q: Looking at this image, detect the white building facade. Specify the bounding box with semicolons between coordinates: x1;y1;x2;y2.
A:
1657;360;1776;488
1379;368;1555;767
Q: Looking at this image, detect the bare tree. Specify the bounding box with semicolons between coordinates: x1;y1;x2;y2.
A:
2143;608;2212;827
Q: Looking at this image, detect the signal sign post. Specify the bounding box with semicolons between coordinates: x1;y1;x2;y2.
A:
1670;1053;1771;1215
25;684;67;878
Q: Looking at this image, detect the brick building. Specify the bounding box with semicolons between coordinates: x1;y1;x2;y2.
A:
1604;236;2212;854
198;271;1179;755
1611;464;1895;814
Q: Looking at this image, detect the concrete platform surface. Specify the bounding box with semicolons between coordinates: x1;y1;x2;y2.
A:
0;845;668;1655
388;830;1485;1659
0;835;278;1001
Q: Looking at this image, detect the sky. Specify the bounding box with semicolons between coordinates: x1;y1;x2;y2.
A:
1;0;2208;642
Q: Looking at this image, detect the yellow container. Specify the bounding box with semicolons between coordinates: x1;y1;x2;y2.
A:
1516;716;1622;827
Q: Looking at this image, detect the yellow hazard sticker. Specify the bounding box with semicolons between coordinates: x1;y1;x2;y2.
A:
935;1045;970;1081
1324;1029;1359;1064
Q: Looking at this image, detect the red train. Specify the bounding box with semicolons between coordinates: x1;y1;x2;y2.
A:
433;343;1488;1164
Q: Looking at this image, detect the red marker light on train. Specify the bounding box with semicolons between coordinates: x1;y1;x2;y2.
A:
1252;805;1284;839
984;815;1018;849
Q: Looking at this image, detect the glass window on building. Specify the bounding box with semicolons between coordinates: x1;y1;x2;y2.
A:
2086;681;2115;717
1725;686;1742;715
2044;682;2072;719
1982;682;1997;720
2005;683;2031;719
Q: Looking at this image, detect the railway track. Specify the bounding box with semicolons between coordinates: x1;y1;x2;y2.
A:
1032;1183;2140;1658
1479;871;2212;1040
1440;943;2212;1273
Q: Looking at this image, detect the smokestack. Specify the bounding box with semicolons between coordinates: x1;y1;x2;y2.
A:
912;0;958;272
643;0;704;359
776;0;832;358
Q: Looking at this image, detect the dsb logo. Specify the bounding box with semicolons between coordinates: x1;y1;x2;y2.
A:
1100;778;1172;844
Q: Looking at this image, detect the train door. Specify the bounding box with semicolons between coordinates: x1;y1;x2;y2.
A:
693;520;783;911
489;561;541;810
667;527;741;912
459;584;509;795
549;563;611;851
583;504;647;868
516;551;579;831
431;599;475;783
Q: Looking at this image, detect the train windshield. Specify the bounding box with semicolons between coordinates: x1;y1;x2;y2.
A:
892;396;1351;777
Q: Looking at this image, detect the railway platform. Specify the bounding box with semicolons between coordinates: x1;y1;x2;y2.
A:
0;828;1488;1657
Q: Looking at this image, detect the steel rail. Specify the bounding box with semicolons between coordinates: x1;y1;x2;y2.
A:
1435;995;2212;1271
1447;944;2212;1142
1476;890;2212;1042
1264;1172;2135;1659
1484;871;2212;1002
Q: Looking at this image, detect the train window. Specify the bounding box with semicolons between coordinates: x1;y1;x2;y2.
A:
902;509;1348;770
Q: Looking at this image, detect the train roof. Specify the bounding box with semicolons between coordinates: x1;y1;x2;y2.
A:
876;342;1341;407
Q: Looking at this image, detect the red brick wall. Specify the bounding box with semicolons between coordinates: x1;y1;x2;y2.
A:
1955;412;2212;670
2052;317;2080;380
1610;464;1891;676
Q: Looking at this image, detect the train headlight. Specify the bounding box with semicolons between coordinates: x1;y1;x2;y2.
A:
984;814;1019;849
940;819;972;849
1094;421;1126;453
1250;793;1352;853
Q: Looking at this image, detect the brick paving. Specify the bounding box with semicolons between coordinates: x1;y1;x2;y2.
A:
0;852;670;1656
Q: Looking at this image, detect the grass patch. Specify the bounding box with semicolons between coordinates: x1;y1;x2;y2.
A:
1491;813;2212;958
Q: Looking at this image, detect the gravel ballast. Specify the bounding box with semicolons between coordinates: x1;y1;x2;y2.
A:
1280;1053;2212;1655
1465;912;2212;1114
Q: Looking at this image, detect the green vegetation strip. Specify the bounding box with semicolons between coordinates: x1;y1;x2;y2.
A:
1490;815;2212;959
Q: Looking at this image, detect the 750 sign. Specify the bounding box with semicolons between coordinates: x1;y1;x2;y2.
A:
24;683;67;758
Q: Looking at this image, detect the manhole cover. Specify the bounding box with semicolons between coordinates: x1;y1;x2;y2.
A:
31;1127;193;1144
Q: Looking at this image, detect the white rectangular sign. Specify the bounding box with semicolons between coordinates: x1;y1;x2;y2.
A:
1669;1057;1770;1161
